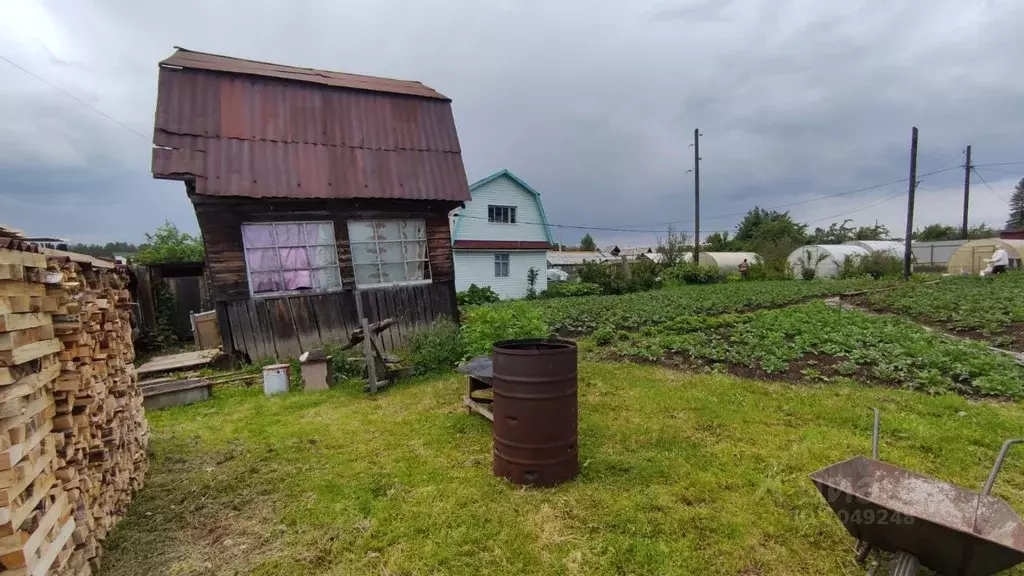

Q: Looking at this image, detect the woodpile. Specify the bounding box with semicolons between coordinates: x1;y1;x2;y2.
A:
0;232;148;576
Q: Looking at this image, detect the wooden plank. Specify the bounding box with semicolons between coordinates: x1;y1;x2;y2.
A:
338;291;356;340
268;299;300;359
0;326;54;352
214;301;234;357
3;515;73;576
0;491;65;567
0;420;52;471
224;302;247;361
0;365;57;402
0;313;48;333
135;349;222;376
0;283;44;299
241;301;268;361
0;395;54;435
0;443;55;508
0;251;45;269
0;340;60;368
288;297;319;353
230;301;258;363
252;299;278;361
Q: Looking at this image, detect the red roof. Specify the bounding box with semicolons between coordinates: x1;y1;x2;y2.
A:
152;48;470;202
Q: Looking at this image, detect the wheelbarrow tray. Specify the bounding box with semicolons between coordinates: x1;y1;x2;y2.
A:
810;456;1024;576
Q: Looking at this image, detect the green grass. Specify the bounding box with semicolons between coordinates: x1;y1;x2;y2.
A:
101;364;1024;575
856;273;1024;347
612;301;1024;398
522;278;895;334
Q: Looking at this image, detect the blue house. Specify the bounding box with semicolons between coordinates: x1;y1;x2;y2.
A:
450;170;554;299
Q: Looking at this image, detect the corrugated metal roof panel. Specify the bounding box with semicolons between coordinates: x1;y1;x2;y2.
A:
546;251;616;266
161;48;448;100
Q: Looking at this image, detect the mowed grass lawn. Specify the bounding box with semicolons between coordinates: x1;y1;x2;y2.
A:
102;363;1024;576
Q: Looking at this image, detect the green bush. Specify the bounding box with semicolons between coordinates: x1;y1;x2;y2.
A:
747;258;793;281
542;282;604;298
662;262;722;285
462;302;549;356
801;266;817;280
593;325;615;346
626;258;662;292
859;252;904;280
405;317;465;375
457;284;500;307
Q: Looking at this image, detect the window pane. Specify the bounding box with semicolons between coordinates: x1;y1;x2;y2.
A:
510;207;517;223
353;263;380;286
406;260;426;281
377;241;404;263
375;220;401;242
305;222;335;245
309;245;338;267
350;242;379;265
250;272;282;293
314;267;342;291
279;247;310;270
242;224;276;247
246;248;281;272
283;270;313;291
348;221;376;243
380;262;407;284
402;240;427;261
275;223;303;246
399;219;426;240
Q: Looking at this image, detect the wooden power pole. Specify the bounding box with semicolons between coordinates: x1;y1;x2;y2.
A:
962;145;972;240
903;127;919;280
693;128;701;262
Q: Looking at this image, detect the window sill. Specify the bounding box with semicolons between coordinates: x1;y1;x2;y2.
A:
250;288;344;299
353;279;434;290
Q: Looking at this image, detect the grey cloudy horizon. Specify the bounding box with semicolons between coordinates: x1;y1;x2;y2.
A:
1;0;1022;247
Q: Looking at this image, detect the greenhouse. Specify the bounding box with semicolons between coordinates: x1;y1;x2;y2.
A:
946;238;1024;274
697;252;762;273
787;244;869;279
845;240;904;257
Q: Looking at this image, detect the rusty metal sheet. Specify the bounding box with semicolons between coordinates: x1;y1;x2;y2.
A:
162;48;447;100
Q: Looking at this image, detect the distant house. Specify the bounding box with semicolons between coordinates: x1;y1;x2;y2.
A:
450;170;553;298
603;245;654;260
151;48;470;360
546;251;615;273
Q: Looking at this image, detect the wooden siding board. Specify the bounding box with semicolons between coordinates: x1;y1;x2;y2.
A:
269;299;301;359
225;302;247;360
253;299;278;360
243;300;270;360
215;302;234;356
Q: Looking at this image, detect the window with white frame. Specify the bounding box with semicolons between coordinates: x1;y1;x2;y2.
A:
347;219;430;287
494;253;510;278
241;222;342;296
488;205;517;224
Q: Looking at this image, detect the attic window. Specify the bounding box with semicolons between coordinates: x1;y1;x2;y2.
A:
488;205;517;224
348;219;431;288
241;222;342;296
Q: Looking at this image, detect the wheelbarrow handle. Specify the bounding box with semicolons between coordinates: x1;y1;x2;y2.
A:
871;408;880;460
982;439;1023;497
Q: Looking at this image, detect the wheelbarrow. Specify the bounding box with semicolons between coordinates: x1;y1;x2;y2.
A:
809;409;1024;575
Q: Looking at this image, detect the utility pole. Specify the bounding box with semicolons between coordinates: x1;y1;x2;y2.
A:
962;145;972;240
693;128;701;262
903;127;918;281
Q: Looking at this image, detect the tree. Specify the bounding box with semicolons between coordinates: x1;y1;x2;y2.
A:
703;231;735;252
854;223;890;241
733;207;808;248
579;233;597;251
65;241;139;259
135;221;204;265
810;219;856;244
1007;178;1024;230
655;225;691;266
913;223;959;242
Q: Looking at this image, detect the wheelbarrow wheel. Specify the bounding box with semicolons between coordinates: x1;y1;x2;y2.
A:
889;551;920;576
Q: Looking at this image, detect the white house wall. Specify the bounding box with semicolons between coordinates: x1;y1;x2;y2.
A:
451;175;549;242
454;251;548;299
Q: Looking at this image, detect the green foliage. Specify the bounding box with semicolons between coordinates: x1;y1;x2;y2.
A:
746;257;793;281
579;233;597;251
703;231;735;252
576;261;610;286
796;248;828;280
65;241;138;260
574;261;658;296
138;280;186;353
462;302;549;356
654;225;690;267
526;267;539;299
405;317;465;375
1007;177;1024;230
456;284;500;307
626;258;661;292
662;262;722;285
810;219;891;244
135;221;204;265
542;282;604;298
857;252;903;280
914;222;998;241
593;325;616;346
613;301;1024;398
734;207;808;248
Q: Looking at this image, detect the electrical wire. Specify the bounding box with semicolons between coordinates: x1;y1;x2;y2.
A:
972;167;1009;203
0;53;152;142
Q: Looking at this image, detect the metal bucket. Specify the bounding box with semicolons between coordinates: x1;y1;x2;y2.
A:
491;338;578;486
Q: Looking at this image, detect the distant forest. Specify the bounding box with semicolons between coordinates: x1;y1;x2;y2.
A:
65;242;138;259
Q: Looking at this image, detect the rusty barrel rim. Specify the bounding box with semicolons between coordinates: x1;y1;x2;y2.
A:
492;338;577;355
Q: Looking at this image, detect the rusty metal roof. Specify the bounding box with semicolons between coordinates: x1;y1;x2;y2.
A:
161;48;448;100
152;49;470;202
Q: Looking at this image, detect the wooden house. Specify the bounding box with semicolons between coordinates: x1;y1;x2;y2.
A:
449;170;554;299
151;48;470;361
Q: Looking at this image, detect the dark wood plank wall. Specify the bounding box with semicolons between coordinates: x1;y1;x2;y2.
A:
194;195;461;361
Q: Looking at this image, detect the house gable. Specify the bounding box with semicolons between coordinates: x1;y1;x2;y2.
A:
451;170;554;247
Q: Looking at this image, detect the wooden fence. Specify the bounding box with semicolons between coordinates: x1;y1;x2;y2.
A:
216;280;457;362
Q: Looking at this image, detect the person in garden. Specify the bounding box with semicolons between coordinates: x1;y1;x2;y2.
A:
986;247;1009;275
739;258;749;280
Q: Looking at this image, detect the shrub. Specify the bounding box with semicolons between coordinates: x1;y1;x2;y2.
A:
462;302;549;356
747;258;793;281
626;258;662;292
576;261;611;286
796;248;828;280
526;267;540;299
457;284;500;307
405;317;465;375
662;262;722;285
542;282;604;298
593;325;615;346
859;252;903;280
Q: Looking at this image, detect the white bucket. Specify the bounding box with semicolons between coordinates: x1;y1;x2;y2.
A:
262;364;290;397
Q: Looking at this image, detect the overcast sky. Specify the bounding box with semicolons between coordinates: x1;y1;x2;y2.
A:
1;0;1022;246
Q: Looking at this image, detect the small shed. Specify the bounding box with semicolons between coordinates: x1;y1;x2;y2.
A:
845;240;904;257
787;245;869;279
946;239;1024;274
151;48;470;361
697;252;760;273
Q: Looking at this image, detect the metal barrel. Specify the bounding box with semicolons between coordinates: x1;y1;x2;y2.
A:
491;338;578;486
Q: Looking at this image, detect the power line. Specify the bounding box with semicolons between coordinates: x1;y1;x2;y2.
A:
974;161;1024;168
975;166;1022;175
972;167;1008;203
0;53;151;142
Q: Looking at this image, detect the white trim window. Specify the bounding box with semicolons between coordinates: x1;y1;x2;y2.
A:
494;253;510;278
488;205;517;224
241;221;342;296
348;219;431;288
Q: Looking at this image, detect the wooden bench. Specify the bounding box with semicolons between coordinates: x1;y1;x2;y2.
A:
457;356;494;422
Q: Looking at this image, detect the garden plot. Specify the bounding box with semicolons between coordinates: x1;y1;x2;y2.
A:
849;274;1024;351
609;301;1024;399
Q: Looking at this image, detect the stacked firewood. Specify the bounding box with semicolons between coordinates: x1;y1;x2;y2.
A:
0;236;148;576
